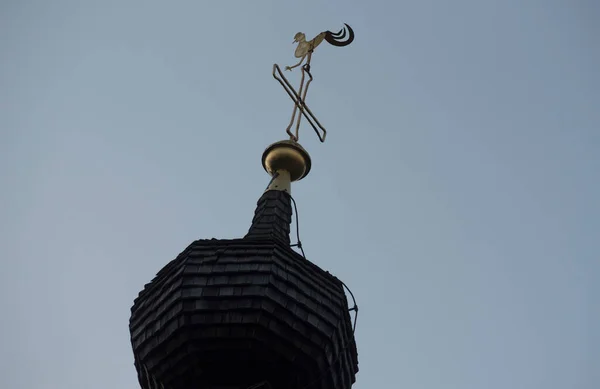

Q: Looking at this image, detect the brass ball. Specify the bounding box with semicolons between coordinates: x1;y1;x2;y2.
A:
262;140;311;182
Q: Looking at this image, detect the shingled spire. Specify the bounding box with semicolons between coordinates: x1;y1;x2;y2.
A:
244;190;292;244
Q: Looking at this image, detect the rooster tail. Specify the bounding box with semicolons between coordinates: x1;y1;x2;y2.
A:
325;23;355;47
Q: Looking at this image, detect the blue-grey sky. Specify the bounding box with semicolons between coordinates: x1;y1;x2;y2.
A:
1;1;598;388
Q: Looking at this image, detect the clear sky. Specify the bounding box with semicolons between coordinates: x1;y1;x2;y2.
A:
1;1;598;388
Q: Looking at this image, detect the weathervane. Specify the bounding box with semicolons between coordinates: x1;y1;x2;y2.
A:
273;23;355;143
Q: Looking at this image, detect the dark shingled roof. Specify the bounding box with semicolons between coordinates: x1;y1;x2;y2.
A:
129;189;359;389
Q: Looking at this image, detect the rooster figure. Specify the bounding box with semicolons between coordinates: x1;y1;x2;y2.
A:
285;23;355;71
273;23;354;143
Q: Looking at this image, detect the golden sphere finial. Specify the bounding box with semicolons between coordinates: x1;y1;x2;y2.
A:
262;140;311;182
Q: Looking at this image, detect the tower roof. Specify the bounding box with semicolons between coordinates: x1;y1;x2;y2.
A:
129;186;359;389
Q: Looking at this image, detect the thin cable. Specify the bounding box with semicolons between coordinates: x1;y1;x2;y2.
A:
287;194;360;389
341;281;359;334
289;194;306;259
296;284;359;389
288;194;359;334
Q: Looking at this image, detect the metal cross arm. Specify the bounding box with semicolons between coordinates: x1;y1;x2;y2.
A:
273;63;327;143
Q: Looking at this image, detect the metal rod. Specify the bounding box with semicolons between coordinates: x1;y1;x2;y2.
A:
273;64;301;141
294;53;313;140
272;64;327;142
287;62;306;141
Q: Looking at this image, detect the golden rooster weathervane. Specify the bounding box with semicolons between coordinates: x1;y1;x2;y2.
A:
273;23;355;143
